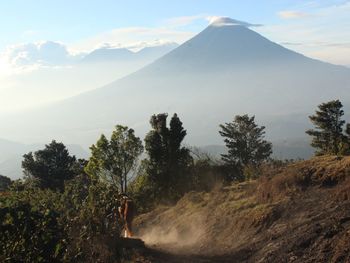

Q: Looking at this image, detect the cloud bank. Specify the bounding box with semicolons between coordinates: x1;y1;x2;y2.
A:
4;41;79;67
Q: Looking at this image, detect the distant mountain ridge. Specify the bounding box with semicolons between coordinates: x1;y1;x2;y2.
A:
81;42;179;63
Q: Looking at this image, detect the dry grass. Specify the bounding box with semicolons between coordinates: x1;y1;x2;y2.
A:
334;177;350;201
257;156;350;202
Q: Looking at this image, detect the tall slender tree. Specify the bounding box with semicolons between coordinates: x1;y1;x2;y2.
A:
306;100;346;155
144;113;192;201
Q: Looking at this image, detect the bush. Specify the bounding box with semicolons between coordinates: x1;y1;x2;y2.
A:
0;190;64;262
62;180;123;262
0;176;127;263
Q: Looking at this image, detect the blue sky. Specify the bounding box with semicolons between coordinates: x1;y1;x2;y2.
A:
1;0;282;48
0;0;348;48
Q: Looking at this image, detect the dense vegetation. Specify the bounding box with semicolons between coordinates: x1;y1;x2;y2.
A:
1;99;350;262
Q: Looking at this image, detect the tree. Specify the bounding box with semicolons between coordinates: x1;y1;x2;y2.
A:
306;100;346;155
144;113;192;201
0;174;11;191
346;123;350;138
22;140;78;191
85;125;143;193
219;114;272;178
339;123;350;155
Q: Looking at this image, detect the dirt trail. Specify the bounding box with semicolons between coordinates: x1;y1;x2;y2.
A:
143;247;235;263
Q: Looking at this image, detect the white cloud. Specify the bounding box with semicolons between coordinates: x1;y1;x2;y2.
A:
206;17;261;27
70;26;194;53
4;41;79;68
278;10;311;19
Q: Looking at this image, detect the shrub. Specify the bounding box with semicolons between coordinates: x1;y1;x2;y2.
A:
0;177;126;263
0;190;64;262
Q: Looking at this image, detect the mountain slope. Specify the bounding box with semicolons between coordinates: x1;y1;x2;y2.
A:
134;156;350;262
0;18;349;157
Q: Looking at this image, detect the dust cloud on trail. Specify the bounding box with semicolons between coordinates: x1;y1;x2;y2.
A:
137;211;206;251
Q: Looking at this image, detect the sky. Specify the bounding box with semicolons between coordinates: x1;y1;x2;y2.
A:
0;0;349;112
1;0;349;52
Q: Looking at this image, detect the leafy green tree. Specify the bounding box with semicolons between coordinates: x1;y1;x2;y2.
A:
22;140;78;191
306;100;346;155
144;113;192;201
85;125;143;193
219;114;272;179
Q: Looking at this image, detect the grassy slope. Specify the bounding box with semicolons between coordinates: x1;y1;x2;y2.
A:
133;156;350;263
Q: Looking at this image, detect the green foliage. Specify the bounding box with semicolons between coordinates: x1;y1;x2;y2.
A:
0;173;124;263
22;140;80;191
143;113;193;203
0;189;64;263
128;160;156;213
0;174;11;191
61;174;91;218
306;100;347;156
219;114;272;179
85;125;143;193
62;179;122;262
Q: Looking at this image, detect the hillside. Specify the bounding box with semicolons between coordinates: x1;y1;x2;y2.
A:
132;156;350;262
